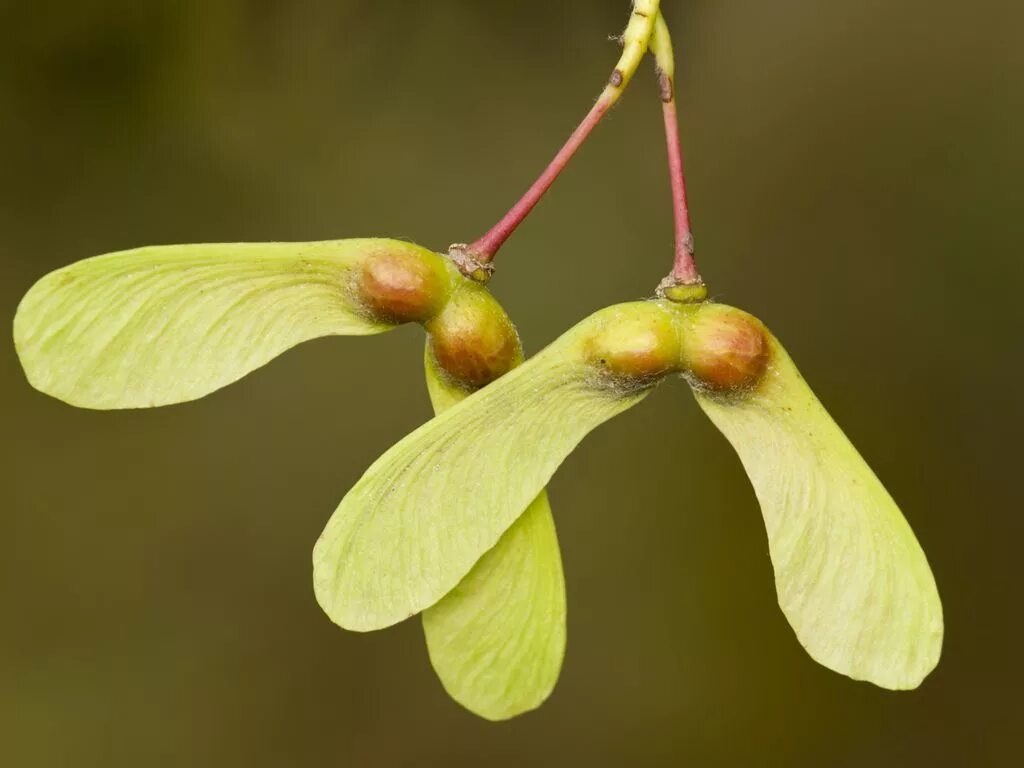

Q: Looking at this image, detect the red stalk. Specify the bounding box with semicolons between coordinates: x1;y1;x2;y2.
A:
465;95;613;263
660;91;699;283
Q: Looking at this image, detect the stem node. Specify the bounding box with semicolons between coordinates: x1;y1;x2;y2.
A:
447;244;495;283
656;273;707;304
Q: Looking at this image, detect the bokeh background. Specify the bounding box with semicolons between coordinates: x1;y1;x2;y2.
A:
2;0;1022;765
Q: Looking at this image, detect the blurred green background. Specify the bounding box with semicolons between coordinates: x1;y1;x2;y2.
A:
2;0;1021;765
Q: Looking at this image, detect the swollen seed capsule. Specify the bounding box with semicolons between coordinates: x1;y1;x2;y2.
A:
358;246;449;324
585;304;683;385
426;286;522;390
681;304;769;393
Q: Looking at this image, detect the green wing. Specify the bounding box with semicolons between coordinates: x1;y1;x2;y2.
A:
421;346;566;721
423;492;565;721
693;330;943;689
313;304;655;632
13;239;434;409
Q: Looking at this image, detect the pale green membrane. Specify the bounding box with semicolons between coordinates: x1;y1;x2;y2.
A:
421;347;566;721
12;239;433;409
313;305;651;632
692;330;943;689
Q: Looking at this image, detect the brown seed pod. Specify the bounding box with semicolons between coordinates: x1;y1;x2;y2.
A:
426;286;522;390
682;304;769;393
357;246;449;324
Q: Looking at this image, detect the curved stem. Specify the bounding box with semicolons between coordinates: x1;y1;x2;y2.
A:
458;0;662;271
650;12;703;292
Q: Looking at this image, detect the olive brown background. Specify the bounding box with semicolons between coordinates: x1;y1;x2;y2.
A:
2;1;1021;765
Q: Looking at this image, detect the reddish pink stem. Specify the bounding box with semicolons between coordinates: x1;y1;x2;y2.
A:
466;96;612;262
661;95;699;283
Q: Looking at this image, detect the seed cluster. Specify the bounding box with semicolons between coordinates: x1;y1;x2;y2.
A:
357;246;523;391
583;301;770;394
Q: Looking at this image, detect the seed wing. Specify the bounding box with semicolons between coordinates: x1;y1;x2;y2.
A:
13;239;427;409
420;347;566;721
313;310;648;632
693;332;943;689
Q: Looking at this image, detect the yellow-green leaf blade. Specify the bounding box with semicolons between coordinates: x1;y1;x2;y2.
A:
13;239;432;409
693;326;943;689
421;344;566;720
313;304;655;632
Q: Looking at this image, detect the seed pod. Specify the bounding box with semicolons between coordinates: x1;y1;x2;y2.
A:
680;304;769;393
15;229;566;720
585;303;683;385
357;245;451;324
425;285;522;390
